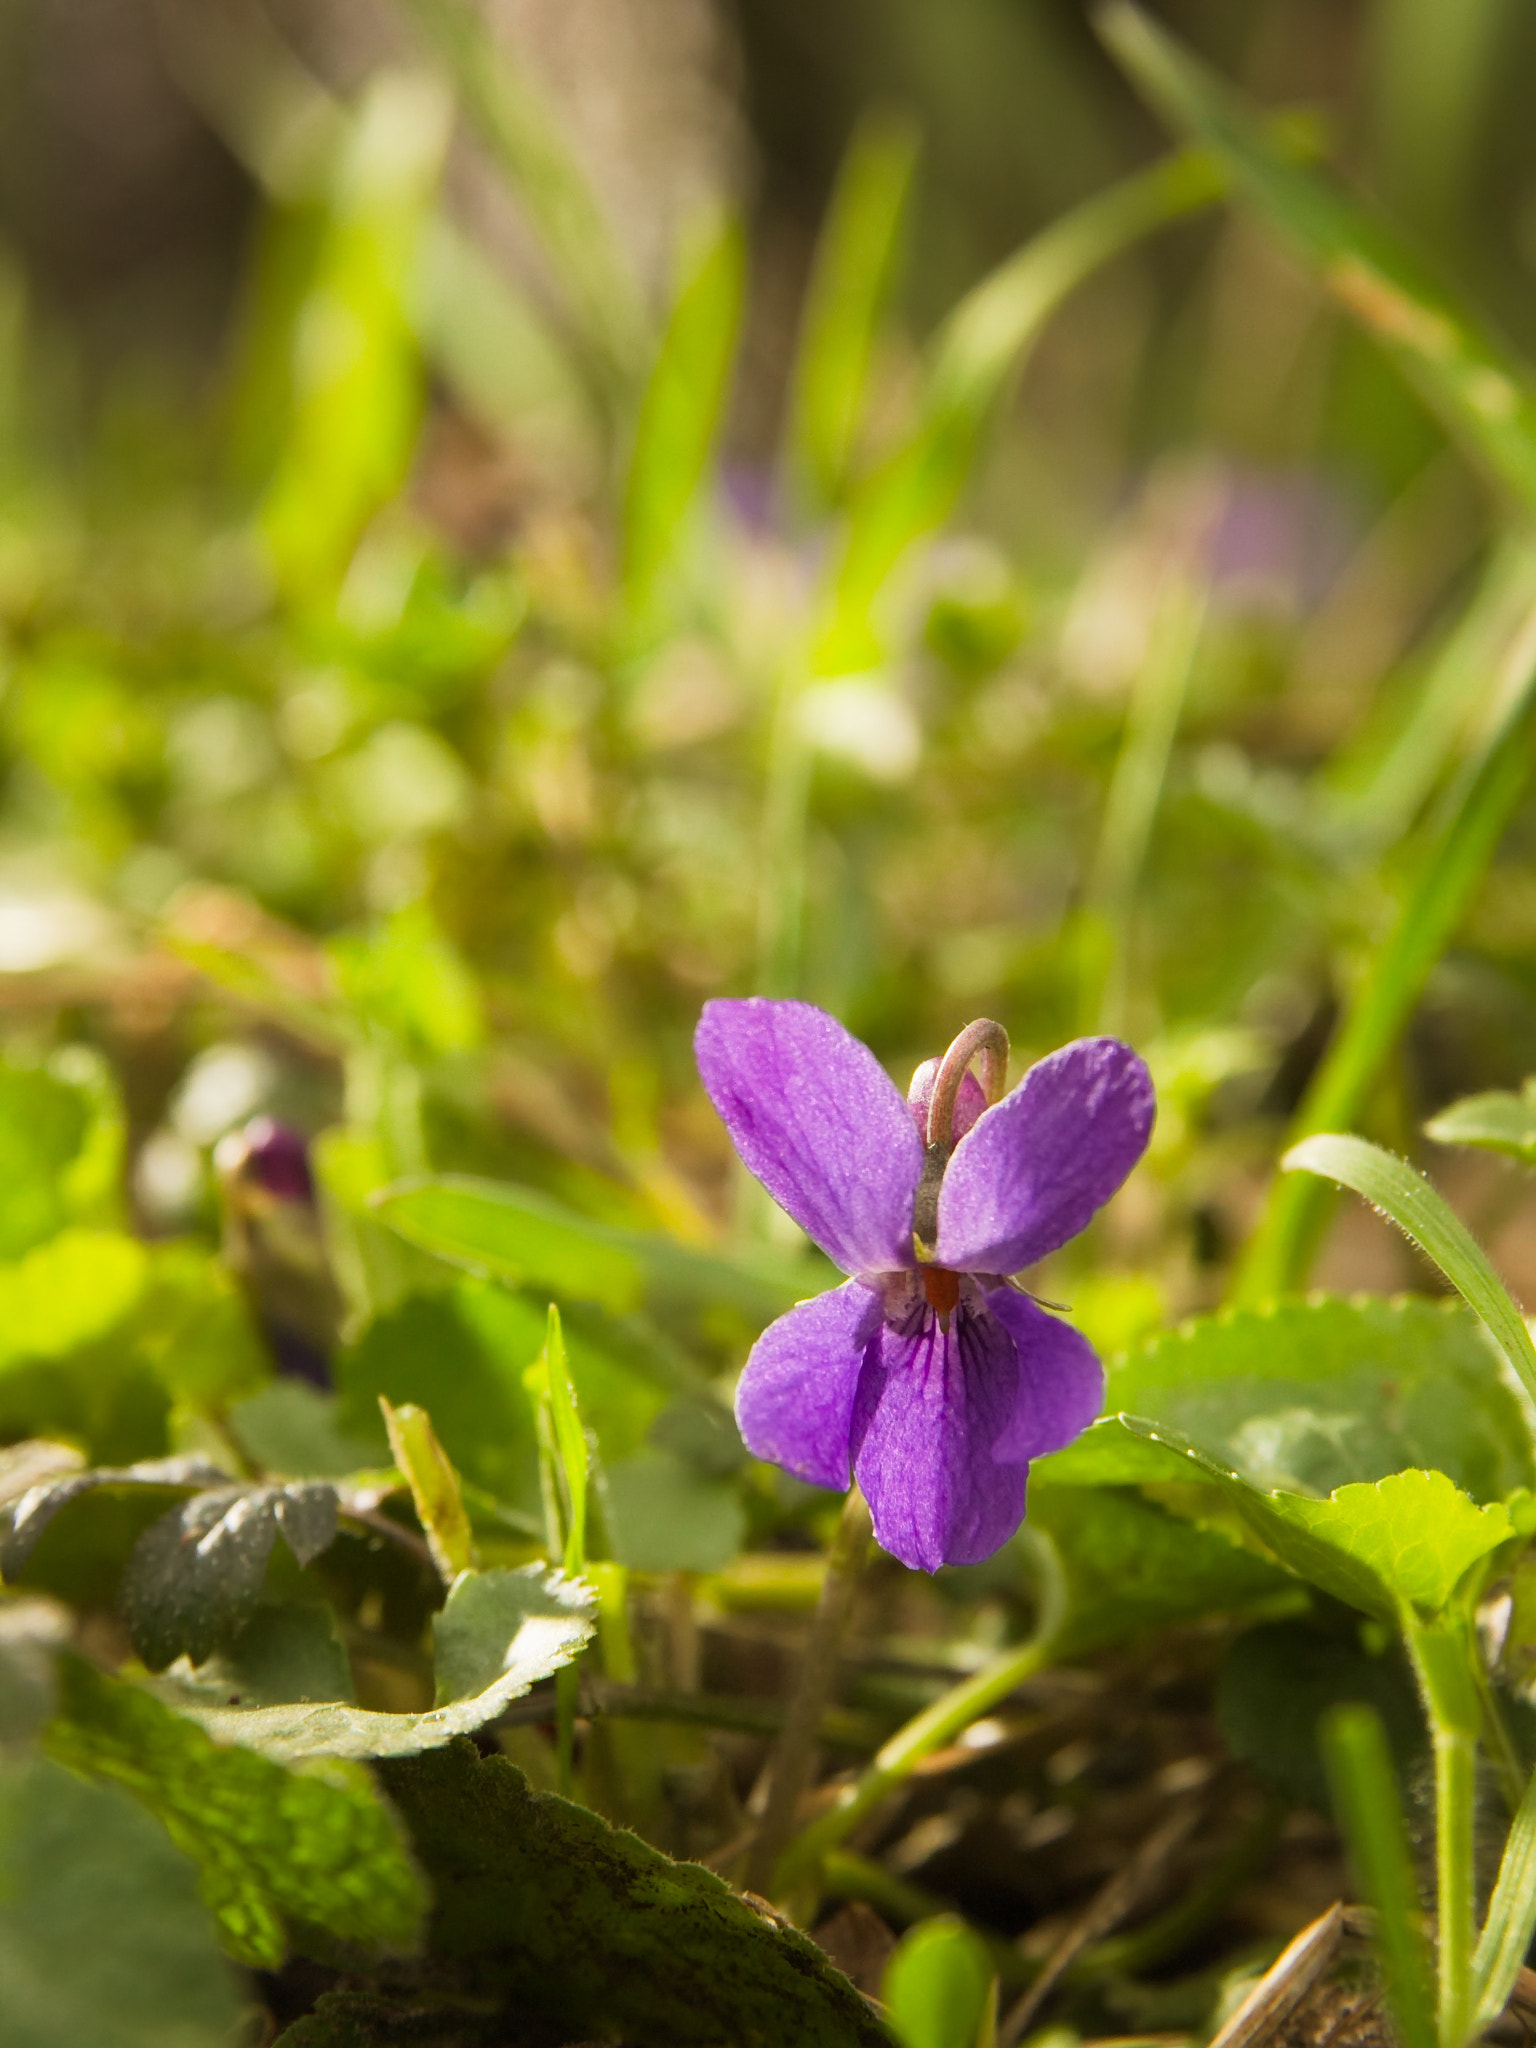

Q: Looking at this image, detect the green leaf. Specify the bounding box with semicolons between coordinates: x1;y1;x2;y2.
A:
118;1481;340;1670
1119;1435;1512;1621
603;1448;747;1574
200;1603;356;1709
1039;1294;1535;1502
1283;1134;1536;1409
783;112;919;515
0;1752;241;2048
375;1172;819;1325
1217;1619;1424;1812
882;1915;995;2048
621;212;745;620
229;1379;382;1480
0;1047;125;1260
379;1395;477;1581
1029;1484;1291;1659
158;1563;593;1762
1425;1082;1536;1162
47;1654;424;1969
0;1229;148;1374
374;1739;890;2047
1097;2;1536;510
328;902;483;1057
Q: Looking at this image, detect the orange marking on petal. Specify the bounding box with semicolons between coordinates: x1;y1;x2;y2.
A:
921;1266;961;1315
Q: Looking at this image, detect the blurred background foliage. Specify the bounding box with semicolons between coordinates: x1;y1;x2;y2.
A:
6;0;1536;1318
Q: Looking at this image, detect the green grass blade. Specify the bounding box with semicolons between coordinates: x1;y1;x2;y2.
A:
622;212;746;625
400;0;648;407
1320;1704;1438;2048
1472;1763;1536;2032
811;147;1224;677
1096;3;1536;512
1236;606;1536;1301
783;112;919;518
1282;1133;1536;1408
542;1305;588;1578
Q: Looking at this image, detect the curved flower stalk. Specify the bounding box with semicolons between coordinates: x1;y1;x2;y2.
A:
695;999;1154;1571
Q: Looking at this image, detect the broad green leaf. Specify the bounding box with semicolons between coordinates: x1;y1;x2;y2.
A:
603;1448;747;1574
783;112;919;515
0;1229;148;1375
621;213;745;620
371;1740;890;2047
376;1176;645;1310
229;1379;381;1480
0;1048;124;1260
1284;1134;1536;1408
0;1752;241;2048
47;1654;424;1969
199;1604;356;1709
1117;1430;1512;1621
432;1564;583;1708
379;1395;477;1581
118;1481;340;1670
1029;1484;1291;1658
131;1242;270;1409
1217;1619;1423;1812
1;1454;231;1584
1039;1294;1534;1501
1425;1082;1536;1162
375;1172;821;1324
158;1563;593;1762
882;1915;995;2048
1098;2;1536;509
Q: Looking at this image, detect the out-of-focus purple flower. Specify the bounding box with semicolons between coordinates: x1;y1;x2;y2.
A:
215;1115;316;1205
695;1000;1154;1572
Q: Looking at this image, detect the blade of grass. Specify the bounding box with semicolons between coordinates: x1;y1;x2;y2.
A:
1320;1703;1438;2048
378;1396;477;1585
783;112;919;519
526;1306;589;1797
811;146;1226;677
1077;570;1205;1035
399;0;648;411
621;211;746;629
1236;597;1536;1301
1472;1761;1536;2033
1096;2;1536;513
1281;1132;1536;1409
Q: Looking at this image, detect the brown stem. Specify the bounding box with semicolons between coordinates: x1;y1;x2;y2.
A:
926;1018;1009;1147
743;1489;873;1901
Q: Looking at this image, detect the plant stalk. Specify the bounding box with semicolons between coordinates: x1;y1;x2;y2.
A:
744;1489;872;1898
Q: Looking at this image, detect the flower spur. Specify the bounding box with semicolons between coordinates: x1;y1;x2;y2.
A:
695;999;1154;1572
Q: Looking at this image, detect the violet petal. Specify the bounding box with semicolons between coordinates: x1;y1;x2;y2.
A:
906;1058;987;1143
851;1300;1028;1572
981;1288;1105;1460
696;998;923;1275
935;1037;1153;1275
734;1279;883;1491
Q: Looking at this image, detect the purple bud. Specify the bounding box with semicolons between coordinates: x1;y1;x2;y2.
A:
217;1116;315;1204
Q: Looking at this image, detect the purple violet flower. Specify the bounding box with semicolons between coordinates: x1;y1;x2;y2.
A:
695;999;1154;1573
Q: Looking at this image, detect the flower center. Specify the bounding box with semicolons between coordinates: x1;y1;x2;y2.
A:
921;1265;960;1314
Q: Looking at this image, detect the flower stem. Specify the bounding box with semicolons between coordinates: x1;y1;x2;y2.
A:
773;1548;1065;1899
744;1488;873;1899
1404;1615;1481;2048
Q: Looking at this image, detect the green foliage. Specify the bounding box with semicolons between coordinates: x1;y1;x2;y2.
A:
0;1049;124;1259
1042;1294;1535;1502
1426;1082;1536;1161
366;1739;891;2047
163;1563;593;1763
0;1752;241;2048
47;1653;424;1969
881;1916;996;2048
